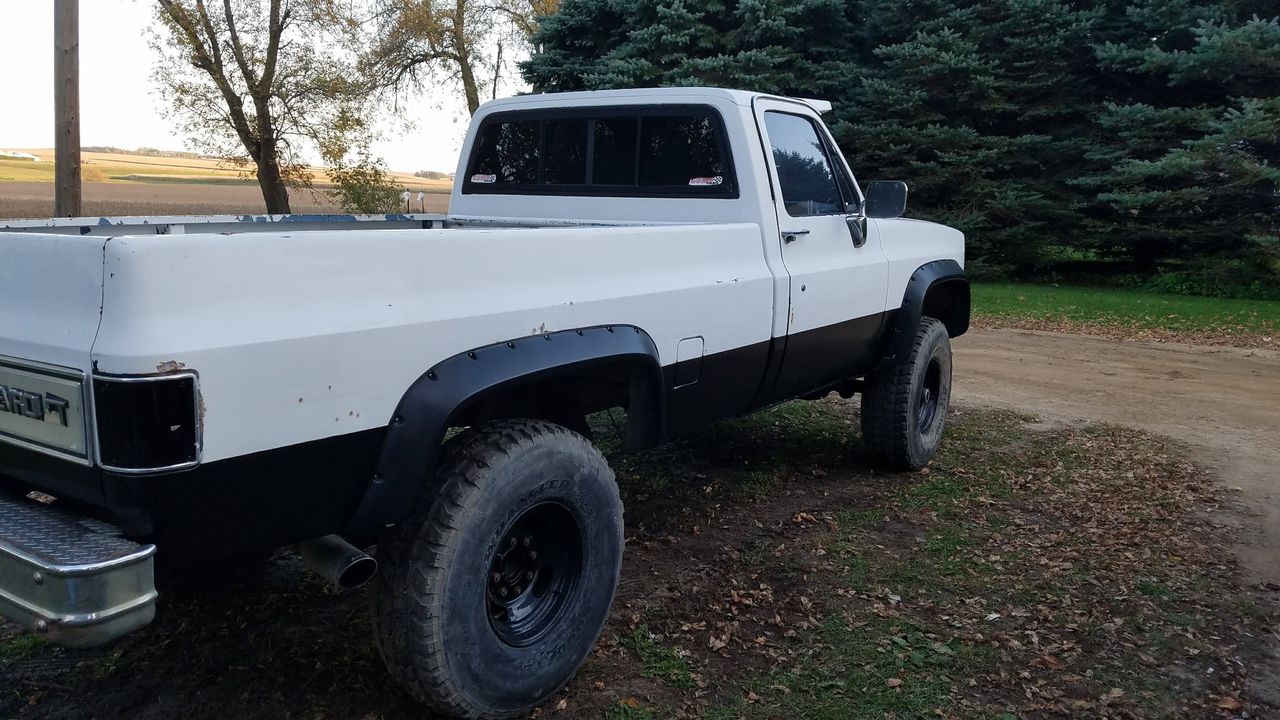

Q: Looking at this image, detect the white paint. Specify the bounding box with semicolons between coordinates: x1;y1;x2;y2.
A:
90;224;775;462
0;234;105;370
752;96;888;335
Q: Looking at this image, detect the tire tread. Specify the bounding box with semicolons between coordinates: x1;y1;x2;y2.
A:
372;419;609;720
861;317;947;470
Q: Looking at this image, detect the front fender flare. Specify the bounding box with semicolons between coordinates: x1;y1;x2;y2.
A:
342;325;662;540
876;259;969;370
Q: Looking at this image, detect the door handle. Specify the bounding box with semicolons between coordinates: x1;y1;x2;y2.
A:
782;229;810;243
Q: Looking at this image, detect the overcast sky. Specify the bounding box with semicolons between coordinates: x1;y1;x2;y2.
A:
0;1;524;173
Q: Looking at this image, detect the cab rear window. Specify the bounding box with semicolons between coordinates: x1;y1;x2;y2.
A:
464;106;737;198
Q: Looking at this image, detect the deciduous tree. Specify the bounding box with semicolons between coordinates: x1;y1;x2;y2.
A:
152;0;373;212
362;0;560;116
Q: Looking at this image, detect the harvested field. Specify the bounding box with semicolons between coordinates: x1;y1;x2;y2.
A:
0;149;451;189
0;180;451;219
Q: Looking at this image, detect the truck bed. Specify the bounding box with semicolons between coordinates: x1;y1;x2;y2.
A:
0;213;779;468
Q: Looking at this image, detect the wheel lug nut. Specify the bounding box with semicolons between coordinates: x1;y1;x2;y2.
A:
525;571;534;581
499;587;508;597
523;536;531;546
491;572;501;583
514;586;522;594
509;537;517;547
529;550;538;560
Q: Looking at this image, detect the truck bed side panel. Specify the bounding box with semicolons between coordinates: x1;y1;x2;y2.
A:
91;223;775;463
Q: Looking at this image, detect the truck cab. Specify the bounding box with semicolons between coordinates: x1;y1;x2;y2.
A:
449;88;966;421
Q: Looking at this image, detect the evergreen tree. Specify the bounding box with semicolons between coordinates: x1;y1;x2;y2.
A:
522;0;856;97
523;0;1280;293
834;0;1103;271
1083;9;1279;292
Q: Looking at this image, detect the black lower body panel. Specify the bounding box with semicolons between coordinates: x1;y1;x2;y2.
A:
764;312;891;403
101;428;387;566
1;428;387;567
0;314;895;566
663;339;772;434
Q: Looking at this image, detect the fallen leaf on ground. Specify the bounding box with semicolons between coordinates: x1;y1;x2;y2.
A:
1215;696;1243;710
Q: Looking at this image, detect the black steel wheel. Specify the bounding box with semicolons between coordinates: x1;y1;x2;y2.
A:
916;357;943;434
372;419;623;720
485;502;583;647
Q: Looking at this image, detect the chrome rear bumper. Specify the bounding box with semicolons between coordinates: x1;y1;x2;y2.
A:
0;493;156;647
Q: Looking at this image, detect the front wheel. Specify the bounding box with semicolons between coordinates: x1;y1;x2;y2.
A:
861;317;953;470
372;419;624;719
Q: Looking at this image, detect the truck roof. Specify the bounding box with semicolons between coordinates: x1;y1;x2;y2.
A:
481;87;833;115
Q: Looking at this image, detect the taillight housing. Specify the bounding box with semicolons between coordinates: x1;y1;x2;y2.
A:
93;373;201;473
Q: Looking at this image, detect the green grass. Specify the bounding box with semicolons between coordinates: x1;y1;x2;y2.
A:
1136;578;1177;601
0;634;47;661
726;617;979;720
973;282;1280;334
603;703;657;720
0;158;56;182
622;627;696;689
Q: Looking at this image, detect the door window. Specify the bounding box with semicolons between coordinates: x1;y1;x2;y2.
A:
764;111;846;218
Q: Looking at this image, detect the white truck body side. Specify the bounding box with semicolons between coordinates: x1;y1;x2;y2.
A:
90;223;775;463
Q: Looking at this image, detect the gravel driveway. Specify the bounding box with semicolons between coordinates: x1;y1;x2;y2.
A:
954;327;1280;704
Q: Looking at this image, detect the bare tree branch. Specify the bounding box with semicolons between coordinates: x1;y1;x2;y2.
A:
221;0;261;93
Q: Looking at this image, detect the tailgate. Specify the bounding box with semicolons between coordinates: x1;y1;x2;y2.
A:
0;232;105;465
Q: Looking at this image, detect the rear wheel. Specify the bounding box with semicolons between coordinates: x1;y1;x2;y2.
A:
861;317;953;469
372;419;623;719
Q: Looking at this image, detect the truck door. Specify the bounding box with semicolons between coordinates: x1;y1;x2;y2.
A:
753;98;890;400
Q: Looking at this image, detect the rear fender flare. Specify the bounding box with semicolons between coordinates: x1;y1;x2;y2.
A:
343;325;663;540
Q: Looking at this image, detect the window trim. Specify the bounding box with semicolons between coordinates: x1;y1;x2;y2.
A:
763;109;856;220
462;104;740;199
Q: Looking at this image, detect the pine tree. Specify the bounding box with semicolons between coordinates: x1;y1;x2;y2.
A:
1083;8;1279;292
521;0;855;97
834;0;1104;271
523;0;1280;293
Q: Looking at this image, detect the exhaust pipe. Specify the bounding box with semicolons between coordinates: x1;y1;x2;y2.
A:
297;535;377;589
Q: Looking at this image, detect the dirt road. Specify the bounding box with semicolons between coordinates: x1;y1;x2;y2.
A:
954;327;1280;701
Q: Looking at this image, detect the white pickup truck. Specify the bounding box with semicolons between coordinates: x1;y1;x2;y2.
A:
0;87;967;718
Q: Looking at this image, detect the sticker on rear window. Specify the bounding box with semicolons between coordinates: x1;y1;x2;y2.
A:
471;173;497;184
688;176;724;187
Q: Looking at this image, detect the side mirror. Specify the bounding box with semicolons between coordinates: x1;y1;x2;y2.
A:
863;180;908;219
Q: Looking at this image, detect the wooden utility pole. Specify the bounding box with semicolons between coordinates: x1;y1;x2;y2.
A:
54;0;81;217
492;43;503;101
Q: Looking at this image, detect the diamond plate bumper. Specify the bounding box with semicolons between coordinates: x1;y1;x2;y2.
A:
0;493;156;647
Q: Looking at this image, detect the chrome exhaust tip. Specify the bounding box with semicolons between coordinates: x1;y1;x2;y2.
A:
297;535;377;589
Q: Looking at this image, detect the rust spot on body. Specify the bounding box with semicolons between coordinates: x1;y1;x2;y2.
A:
156;360;187;373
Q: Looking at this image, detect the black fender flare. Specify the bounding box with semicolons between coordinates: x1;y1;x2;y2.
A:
342;325;663;540
876;259;970;370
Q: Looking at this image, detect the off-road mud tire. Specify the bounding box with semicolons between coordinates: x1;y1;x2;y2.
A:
861;317;953;470
372;419;624;719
